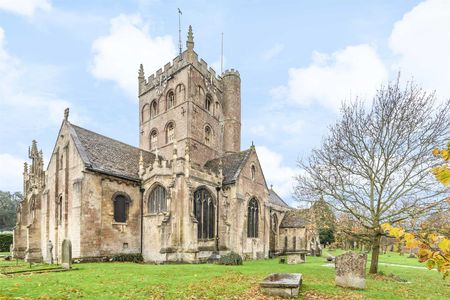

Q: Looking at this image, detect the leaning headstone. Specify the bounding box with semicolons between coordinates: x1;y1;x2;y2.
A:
47;240;54;264
61;239;72;269
335;252;367;289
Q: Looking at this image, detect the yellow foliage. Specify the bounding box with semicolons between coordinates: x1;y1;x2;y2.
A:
438;238;450;253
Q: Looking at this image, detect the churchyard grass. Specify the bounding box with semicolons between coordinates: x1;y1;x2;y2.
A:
0;251;448;299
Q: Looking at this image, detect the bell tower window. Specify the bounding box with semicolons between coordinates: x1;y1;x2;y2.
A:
167;91;175;110
166;122;175;144
150;129;158;150
205;95;212;112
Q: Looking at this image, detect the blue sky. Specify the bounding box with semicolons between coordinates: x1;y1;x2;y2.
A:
0;0;449;205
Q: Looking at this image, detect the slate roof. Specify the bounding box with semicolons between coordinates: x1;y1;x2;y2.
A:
69;123;156;181
204;149;252;185
279;209;311;228
268;189;290;208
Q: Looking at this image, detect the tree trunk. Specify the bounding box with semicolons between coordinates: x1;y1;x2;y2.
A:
369;234;381;274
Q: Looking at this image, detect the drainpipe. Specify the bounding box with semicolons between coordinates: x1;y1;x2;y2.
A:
140;187;145;255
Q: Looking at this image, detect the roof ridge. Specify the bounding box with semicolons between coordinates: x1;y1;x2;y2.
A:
70;123;153;156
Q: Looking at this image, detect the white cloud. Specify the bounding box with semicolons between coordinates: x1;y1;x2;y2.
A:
262;43;284;60
257;146;296;201
389;0;450;99
0;0;51;17
273;44;388;111
91;14;177;98
0;153;24;192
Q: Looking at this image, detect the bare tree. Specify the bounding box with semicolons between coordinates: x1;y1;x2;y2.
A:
295;78;450;273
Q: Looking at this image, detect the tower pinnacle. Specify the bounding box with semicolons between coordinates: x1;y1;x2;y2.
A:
186;25;194;51
138;64;144;78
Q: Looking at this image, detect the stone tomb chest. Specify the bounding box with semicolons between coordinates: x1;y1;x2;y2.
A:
260;273;303;298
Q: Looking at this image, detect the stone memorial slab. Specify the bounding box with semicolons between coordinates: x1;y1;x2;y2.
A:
260;273;302;298
335;252;367;289
61;239;72;269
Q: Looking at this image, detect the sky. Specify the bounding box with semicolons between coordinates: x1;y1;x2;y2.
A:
0;0;449;205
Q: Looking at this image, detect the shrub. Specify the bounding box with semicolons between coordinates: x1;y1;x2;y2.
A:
0;233;13;252
218;252;243;265
111;253;143;263
279;256;287;264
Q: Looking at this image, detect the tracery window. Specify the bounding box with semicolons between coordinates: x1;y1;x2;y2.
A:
204;126;211;146
193;188;215;240
149;185;167;213
113;193;130;223
247;198;259;238
150;129;158;150
166;90;175;110
205;95;212;112
150;100;158;118
166;122;175;143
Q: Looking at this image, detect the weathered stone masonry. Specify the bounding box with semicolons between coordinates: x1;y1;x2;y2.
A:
13;26;320;263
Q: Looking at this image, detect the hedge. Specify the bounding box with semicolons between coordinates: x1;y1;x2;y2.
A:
0;233;13;252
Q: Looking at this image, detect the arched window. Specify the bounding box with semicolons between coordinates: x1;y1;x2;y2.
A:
204;125;211;146
150;129;158;150
166;122;175;143
142;103;150;123
193;188;215;240
205;94;212;112
150;100;158;118
251;165;256;181
166;90;175;110
149;185;167;213
247;198;259;238
113;193;130;223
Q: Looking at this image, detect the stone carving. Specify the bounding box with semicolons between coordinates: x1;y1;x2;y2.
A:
61;239;72;269
335;252;367;289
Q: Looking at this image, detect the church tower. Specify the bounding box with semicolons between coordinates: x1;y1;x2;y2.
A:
138;26;241;165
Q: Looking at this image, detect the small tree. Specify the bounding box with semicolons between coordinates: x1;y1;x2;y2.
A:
295;78;450;273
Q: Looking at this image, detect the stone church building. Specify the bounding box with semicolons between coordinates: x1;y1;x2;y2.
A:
13;26;320;263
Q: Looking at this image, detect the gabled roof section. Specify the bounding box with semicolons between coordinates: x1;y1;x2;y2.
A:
204;149;252;185
68;123;156;181
269;189;290;208
280;209;311;228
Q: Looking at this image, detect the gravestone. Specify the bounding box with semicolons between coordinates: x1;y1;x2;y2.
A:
61;239;72;269
47;240;54;264
335;252;367;289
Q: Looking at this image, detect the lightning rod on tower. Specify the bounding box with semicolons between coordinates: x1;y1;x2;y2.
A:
178;8;182;56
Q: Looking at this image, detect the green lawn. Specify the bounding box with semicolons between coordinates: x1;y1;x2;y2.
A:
0;252;448;300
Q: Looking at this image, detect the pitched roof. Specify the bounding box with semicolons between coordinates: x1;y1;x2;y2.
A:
69;123;156;181
268;189;290;208
279;209;311;228
204;149;252;185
